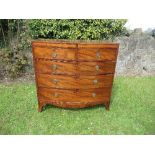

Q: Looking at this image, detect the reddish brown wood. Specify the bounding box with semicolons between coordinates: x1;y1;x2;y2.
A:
37;74;77;89
36;60;116;75
78;74;113;89
37;74;113;89
32;40;77;48
32;43;41;111
36;60;77;75
33;47;76;60
38;87;111;104
78;61;116;75
78;48;117;61
32;39;119;112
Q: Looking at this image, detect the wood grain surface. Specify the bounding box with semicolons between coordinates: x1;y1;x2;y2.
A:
35;59;116;75
38;87;111;103
34;47;77;60
36;60;77;75
37;74;114;89
78;48;117;61
32;40;119;112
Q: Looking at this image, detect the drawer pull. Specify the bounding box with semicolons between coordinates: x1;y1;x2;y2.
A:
52;64;57;71
53;93;59;98
95;65;100;71
52;52;57;58
52;79;59;84
93;79;98;84
60;101;63;105
96;52;101;59
92;93;96;98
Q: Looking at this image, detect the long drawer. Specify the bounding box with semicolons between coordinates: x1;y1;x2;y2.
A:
38;87;111;103
35;60;115;75
33;46;117;61
37;74;113;89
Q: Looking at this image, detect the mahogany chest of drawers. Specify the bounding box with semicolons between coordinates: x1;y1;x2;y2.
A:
32;40;119;112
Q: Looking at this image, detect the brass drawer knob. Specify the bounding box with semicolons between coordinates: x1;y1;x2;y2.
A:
53;93;59;98
93;79;98;84
96;52;101;59
60;101;63;105
52;64;57;71
95;65;100;71
92;93;96;98
52;52;57;58
52;79;59;84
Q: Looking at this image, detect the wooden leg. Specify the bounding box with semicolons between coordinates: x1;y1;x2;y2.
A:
38;101;45;112
105;102;110;111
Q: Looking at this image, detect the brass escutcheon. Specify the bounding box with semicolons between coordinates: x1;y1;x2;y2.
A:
60;101;63;105
93;79;98;84
95;65;100;71
52;64;57;71
92;93;96;98
53;93;59;98
96;51;101;59
52;52;57;58
52;79;59;84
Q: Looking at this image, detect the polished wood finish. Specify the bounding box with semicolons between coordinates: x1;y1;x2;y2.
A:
38;87;111;103
37;74;113;89
36;60;77;75
34;47;76;60
36;60;115;75
32;39;119;112
78;61;116;75
78;48;117;61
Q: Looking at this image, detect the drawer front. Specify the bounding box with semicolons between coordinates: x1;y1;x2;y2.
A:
79;74;113;89
78;48;117;61
38;87;77;102
37;74;77;89
36;60;76;75
38;87;111;103
78;88;111;103
79;61;116;75
34;47;76;60
37;74;113;89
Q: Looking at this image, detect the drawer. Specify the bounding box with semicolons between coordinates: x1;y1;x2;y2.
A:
78;61;116;75
78;88;111;103
78;48;117;61
79;74;113;89
38;87;77;102
34;47;77;60
37;74;77;89
38;87;111;103
37;74;113;89
36;60;76;75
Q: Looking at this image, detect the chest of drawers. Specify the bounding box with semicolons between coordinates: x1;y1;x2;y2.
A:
32;40;119;112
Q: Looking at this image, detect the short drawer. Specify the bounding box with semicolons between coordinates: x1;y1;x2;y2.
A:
78;88;111;103
79;74;113;89
34;47;76;60
37;74;77;89
35;60;76;75
38;87;77;102
78;61;116;75
78;48;117;61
